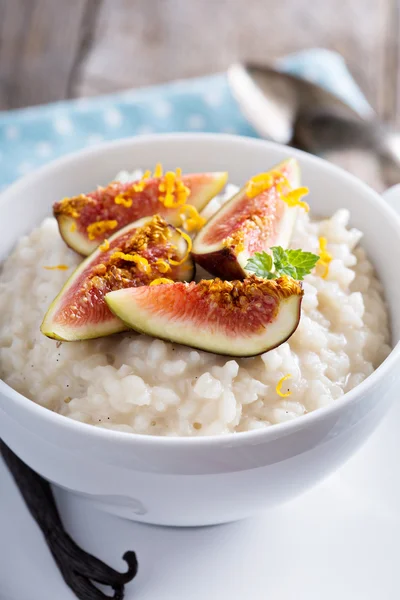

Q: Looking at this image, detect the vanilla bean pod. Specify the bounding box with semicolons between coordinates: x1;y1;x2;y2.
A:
0;440;138;599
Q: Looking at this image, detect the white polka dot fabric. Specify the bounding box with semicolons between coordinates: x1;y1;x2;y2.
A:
0;51;372;191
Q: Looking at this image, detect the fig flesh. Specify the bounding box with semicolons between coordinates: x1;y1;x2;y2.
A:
54;170;228;256
41;215;194;341
192;159;304;280
105;275;303;357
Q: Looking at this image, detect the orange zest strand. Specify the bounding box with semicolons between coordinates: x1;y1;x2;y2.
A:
246;171;309;212
168;228;192;266
114;194;133;208
279;186;310;212
154;259;171;273
111;252;151;273
132;170;151;193
276;374;292;398
317;237;333;279
153;163;163;178
179;204;207;232
150;278;174;286
87;220;118;240
246;173;274;198
99;239;110;252
43;264;70;271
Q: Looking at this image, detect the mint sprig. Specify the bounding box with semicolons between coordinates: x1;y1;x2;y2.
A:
245;247;319;281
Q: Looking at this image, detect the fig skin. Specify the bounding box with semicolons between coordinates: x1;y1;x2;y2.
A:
54;171;228;256
192;159;301;280
41;215;194;342
191;247;245;280
105;275;303;357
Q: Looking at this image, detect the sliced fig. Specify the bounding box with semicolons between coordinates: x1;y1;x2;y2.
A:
41;215;194;341
192;158;306;280
105;275;303;357
54;170;228;256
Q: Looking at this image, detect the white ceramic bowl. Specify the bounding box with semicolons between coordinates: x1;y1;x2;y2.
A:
1;134;400;527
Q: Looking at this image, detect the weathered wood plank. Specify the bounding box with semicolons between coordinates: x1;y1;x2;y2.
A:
0;0;35;109
0;0;93;110
389;0;400;127
0;0;394;122
74;0;388;117
66;0;103;100
377;0;399;123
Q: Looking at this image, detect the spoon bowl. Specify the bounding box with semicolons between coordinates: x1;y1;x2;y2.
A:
228;62;400;186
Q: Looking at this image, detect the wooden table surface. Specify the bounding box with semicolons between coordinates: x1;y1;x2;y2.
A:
1;0;399;189
0;0;398;117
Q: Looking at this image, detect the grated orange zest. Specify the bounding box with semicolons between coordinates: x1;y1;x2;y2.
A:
178;204;207;232
158;168;191;208
317;237;333;279
87;220;118;240
43;264;70;271
276;374;292;398
70;222;77;233
150;278;174;286
55;194;92;219
99;239;110;252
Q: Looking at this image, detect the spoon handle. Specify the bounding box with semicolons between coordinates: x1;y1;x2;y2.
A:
293;113;382;153
294;113;400;187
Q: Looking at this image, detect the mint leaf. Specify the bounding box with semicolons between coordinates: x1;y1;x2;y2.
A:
284;248;320;279
282;248;320;279
245;247;319;281
272;247;320;280
271;247;298;279
245;251;275;279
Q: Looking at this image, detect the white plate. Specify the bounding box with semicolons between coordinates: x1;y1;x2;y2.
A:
1;397;399;600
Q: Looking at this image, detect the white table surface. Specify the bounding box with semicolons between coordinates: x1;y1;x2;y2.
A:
1;396;399;600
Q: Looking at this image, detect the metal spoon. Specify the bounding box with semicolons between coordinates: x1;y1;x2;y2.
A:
228;63;400;187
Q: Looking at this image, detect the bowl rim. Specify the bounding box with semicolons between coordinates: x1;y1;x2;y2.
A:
1;131;400;448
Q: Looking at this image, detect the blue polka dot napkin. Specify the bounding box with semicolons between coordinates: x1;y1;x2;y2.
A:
0;49;372;191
